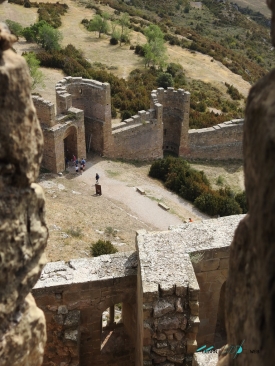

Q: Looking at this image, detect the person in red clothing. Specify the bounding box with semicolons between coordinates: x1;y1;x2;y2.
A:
189;218;193;222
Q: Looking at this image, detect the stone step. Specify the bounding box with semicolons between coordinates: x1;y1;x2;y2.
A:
158;202;170;211
136;187;145;195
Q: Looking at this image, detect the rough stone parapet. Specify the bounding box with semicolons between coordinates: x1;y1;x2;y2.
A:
192;352;219;366
34;251;137;289
189;119;244;135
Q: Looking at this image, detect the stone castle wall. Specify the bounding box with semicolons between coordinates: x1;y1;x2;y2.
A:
186;119;244;160
106;103;164;161
32;216;243;366
34;77;243;172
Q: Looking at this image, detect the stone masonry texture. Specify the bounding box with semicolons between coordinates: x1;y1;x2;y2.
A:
215;2;275;366
0;23;47;365
32;216;243;366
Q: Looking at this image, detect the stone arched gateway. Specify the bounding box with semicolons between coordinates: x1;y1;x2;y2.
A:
63;125;78;163
32;95;86;173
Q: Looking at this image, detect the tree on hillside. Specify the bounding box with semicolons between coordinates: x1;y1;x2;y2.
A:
143;25;167;69
118;12;130;46
22;20;62;51
88;13;109;38
37;23;62;50
23;52;44;89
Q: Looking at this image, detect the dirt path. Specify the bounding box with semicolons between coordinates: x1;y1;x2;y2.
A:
41;156;208;262
79;157;208;229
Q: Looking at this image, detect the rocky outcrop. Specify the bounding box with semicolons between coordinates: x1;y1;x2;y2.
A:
218;1;275;365
0;22;47;365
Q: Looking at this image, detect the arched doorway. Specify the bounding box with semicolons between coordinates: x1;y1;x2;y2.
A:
63;125;78;166
214;281;227;348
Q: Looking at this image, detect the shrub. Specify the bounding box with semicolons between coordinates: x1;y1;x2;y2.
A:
121;110;133;120
166;62;184;77
135;44;145;56
216;175;224;186
111;104;117;118
5;20;23;37
157;72;174;89
150;157;243;217
225;82;244;100
91;240;118;257
235;191;248;213
110;37;119;45
66;227;82;238
194;192;242;217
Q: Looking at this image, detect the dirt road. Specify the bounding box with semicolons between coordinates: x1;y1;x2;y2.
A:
41;156;208;262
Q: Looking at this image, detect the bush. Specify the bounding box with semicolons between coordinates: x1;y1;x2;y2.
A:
121;110;133;120
235;191;248;213
5;20;23;37
166;62;183;77
150;157;244;217
91;240;118;257
225;82;244;100
110;37;119;45
157;72;174;89
135;44;145;56
111;104;117;118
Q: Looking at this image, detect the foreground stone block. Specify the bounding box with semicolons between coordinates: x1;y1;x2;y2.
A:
0;22;47;365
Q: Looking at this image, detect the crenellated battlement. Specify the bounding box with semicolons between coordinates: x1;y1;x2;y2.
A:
34;76;244;173
32;95;55;128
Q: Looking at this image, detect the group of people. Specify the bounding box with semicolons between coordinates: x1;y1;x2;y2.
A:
65;155;100;185
71;155;86;175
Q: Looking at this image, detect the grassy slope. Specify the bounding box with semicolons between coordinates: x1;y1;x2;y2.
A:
232;0;270;17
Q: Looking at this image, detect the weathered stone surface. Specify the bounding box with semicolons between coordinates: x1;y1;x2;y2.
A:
64;310;80;327
0;22;47;366
219;4;275;366
156;341;168;348
58;305;68;315
158;316;180;331
154;300;175;318
64;329;78;342
175;298;183;313
151;353;166;363
192;352;218;366
167;354;185;364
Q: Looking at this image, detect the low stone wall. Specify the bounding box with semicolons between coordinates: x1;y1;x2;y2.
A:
186;119;244;160
33;252;137;366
